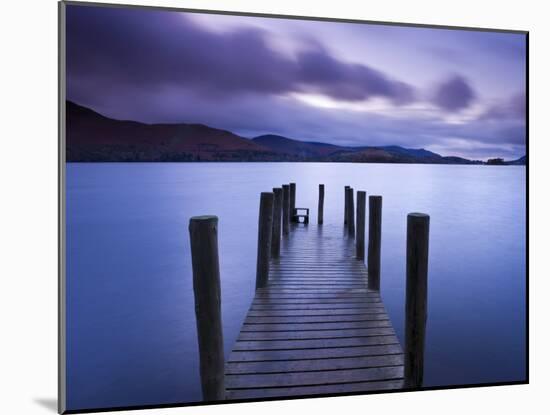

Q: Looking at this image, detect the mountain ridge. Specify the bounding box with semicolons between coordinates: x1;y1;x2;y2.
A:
66;101;525;165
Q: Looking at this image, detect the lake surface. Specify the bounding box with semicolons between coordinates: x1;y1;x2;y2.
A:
66;162;526;411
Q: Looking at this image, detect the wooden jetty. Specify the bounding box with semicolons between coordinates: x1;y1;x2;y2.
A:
225;222;404;399
189;184;429;402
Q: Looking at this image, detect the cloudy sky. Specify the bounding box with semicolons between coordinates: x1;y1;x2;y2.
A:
66;4;527;160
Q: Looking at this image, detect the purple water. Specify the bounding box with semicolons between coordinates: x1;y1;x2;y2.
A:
66;162;526;410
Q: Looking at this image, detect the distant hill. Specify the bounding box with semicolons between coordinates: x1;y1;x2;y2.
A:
66;101;279;162
253;135;344;159
508;155;527;165
486;156;526;166
65;101;517;165
254;135;479;164
323;145;476;164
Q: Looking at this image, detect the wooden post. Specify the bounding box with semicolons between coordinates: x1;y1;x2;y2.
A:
348;188;355;237
318;184;325;225
367;196;382;290
290;182;296;222
256;192;274;289
345;187;351;227
271;188;283;258
189;216;225;401
344;185;350;224
356;191;366;260
404;213;430;389
282;185;290;235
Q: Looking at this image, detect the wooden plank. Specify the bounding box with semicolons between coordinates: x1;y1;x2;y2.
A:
272;258;365;262
227;343;403;362
271;262;365;265
260;286;370;289
271;261;366;264
245;314;390;324
226;379;403;399
270;265;367;269
268;274;367;278
268;281;367;285
246;309;387;317
226;354;404;374
267;282;368;286
233;335;398;351
270;280;367;286
257;286;374;291
267;279;368;284
256;290;379;295
269;270;367;273
260;287;370;290
271;271;364;275
256;288;372;293
277;258;357;260
275;274;366;278
267;280;368;284
253;296;381;301
241;320;392;332
225;365;404;388
252;298;381;305
250;303;385;311
238;327;395;341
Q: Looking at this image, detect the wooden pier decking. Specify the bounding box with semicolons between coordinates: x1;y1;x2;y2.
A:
225;223;405;400
190;186;429;401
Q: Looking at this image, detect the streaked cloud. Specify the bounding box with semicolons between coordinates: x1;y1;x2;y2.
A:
66;4;527;160
432;76;476;111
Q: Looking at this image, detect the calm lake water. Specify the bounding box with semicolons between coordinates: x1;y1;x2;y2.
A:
66;162;526;410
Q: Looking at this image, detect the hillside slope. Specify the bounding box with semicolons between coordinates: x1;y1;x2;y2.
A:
66;101;278;161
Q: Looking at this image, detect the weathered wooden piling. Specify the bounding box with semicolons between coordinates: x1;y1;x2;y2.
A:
271;188;283;258
256;192;274;289
367;196;382;291
290;183;296;222
344;185;350;224
282;185;290;235
404;213;430;389
356;191;366;260
318;184;325;225
347;188;355;237
189;215;225;401
345;187;351;227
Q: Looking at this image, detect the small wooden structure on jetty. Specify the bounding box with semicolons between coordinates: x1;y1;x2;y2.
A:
189;183;430;402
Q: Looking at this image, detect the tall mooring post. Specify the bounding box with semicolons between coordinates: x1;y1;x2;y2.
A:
289;182;296;222
318;184;325;225
344;185;350;224
282;184;290;235
271;187;283;258
356;191;366;260
347;188;355;237
367;196;382;291
189;215;225;401
404;213;430;389
256;192;274;289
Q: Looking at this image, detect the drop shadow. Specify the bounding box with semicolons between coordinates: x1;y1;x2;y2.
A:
34;398;57;413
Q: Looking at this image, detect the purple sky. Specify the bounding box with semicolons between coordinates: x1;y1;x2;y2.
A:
66;4;526;160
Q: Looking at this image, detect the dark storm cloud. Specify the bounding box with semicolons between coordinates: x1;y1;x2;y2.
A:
295;49;414;103
432;75;476;111
480;91;526;121
66;5;526;160
67;5;415;107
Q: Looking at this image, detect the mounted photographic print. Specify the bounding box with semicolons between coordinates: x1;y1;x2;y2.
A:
58;1;528;413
